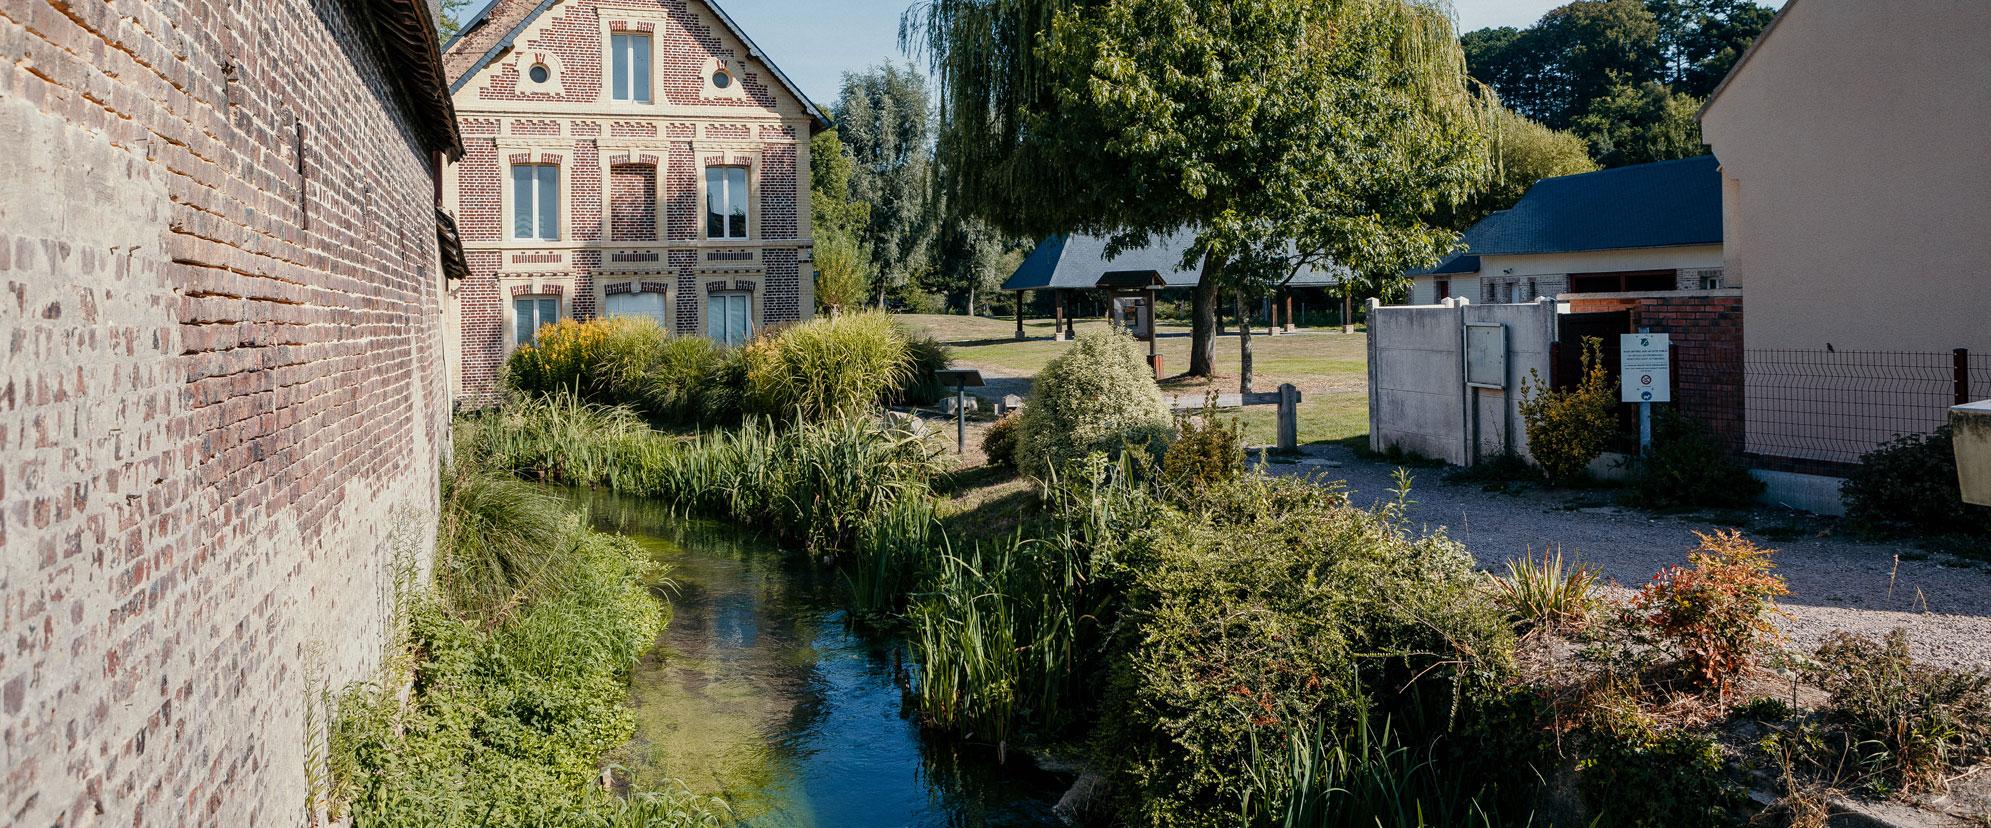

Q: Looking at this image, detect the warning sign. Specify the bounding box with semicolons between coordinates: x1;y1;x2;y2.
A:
1620;333;1671;403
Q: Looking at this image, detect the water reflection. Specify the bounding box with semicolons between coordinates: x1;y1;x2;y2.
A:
569;490;1068;827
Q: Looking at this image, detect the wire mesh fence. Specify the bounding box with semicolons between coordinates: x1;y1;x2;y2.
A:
1741;348;1980;469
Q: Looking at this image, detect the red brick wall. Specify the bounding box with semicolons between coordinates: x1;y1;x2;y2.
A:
445;0;813;400
1632;296;1746;452
0;0;451;823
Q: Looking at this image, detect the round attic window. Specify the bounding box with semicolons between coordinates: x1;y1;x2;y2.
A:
712;70;732;89
528;64;551;84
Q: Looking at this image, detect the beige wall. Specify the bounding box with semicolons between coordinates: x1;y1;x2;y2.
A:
1481;246;1726;285
1701;0;1991;356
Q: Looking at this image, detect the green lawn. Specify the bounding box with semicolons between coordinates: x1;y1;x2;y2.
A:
901;313;1370;447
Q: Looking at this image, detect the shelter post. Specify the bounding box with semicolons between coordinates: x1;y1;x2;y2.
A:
1014;291;1025;340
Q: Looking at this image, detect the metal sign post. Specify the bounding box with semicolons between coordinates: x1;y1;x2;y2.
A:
933;369;985;454
1620;331;1672;454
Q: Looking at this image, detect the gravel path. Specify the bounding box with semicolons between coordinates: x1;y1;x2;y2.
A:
1270;442;1991;669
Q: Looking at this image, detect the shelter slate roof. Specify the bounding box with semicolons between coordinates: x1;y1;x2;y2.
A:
1408;254;1480;277
1450;155;1723;259
442;0;827;129
1001;229;1350;292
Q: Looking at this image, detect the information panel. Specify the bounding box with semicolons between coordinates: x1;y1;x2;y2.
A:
1620;333;1672;403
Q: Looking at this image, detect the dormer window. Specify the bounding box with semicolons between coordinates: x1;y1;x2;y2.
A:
609;32;651;103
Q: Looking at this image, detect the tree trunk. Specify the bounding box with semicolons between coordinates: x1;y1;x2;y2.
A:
968;285;978;317
1236;291;1254;394
1188;253;1223;377
1341;286;1354;335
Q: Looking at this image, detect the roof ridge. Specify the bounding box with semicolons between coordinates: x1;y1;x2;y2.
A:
1534;153;1716;185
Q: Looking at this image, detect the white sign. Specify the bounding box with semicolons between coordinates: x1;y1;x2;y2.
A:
1620;333;1671;403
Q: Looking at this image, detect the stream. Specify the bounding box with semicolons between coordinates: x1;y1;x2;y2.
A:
572;490;1070;827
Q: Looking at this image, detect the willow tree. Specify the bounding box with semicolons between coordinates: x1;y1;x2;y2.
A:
909;0;1489;381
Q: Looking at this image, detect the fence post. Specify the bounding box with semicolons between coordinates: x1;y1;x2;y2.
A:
1957;349;1972;406
1277;383;1299;453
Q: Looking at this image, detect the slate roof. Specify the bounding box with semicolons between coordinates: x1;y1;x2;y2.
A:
442;0;827;129
1453;155;1723;258
1001;229;1350;291
1409;253;1480;277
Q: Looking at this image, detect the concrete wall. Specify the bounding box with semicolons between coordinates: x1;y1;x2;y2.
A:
443;0;817;401
1;1;450;824
1701;0;1991;357
1409;274;1479;306
1368;299;1557;465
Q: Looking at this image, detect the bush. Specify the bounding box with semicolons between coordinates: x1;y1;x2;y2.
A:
740;311;912;421
1013;330;1174;479
1160;400;1245;497
1809;629;1991;792
982;411;1021;468
1842;425;1991;537
1578;728;1745;827
1519;337;1617;484
1624;412;1763;510
1107;474;1513;824
503;317;636;401
1630;530;1790;694
1491;547;1599;633
619;335;725;425
893;330;953;406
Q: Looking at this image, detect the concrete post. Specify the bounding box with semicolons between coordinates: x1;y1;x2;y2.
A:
1014;292;1025;340
1277;383;1299;452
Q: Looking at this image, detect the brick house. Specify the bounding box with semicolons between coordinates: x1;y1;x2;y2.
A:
1;0;462;823
441;0;827;400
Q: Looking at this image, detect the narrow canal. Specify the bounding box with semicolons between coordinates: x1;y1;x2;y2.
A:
573;491;1069;827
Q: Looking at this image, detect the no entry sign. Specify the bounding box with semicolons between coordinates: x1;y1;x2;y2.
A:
1620;333;1672;403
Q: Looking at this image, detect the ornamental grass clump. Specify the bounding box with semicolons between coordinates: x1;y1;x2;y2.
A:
1631;530;1790;695
1518;336;1616;484
740;311;913;422
1013;330;1174;479
1491;546;1600;634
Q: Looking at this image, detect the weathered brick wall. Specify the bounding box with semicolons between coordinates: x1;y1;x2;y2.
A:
0;0;450;824
444;0;813;400
1633;295;1747;452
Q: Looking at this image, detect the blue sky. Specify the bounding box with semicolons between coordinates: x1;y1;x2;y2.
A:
462;0;1781;107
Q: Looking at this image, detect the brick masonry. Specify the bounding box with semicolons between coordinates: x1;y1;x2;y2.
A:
1631;295;1746;453
0;0;452;824
443;0;817;401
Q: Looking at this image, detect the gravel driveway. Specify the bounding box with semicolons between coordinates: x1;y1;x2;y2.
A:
1270;443;1991;669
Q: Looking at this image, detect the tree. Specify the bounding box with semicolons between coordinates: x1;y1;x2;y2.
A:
912;0;1488;383
1648;0;1777;96
436;0;471;40
809;128;869;240
834;64;937;308
1463;27;1555;123
1440;107;1598;229
813;230;873;314
1530;0;1665;128
929;213;1023;315
1572;81;1705;167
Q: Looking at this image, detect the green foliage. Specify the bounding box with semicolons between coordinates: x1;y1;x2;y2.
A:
980;411;1021;468
1630;530;1790;694
1807;630;1991;792
435;468;577;619
1106;474;1513;825
1578;727;1745;827
1624;412;1763;510
813;229;874;312
1571;81;1705;167
1491;547;1600;633
330;528;727;826
624;335;728;426
835;63;936;301
1518;337;1617;484
1442;106;1598;228
1160;402;1246;498
893;329;953;406
501;317;726;426
1242;715;1500;828
1842;425;1991;537
1013;330;1174;478
503;317;629;402
809;128;870;240
740;311;913;422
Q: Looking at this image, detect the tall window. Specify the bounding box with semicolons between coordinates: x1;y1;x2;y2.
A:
511;163;559;240
707;292;751;346
604;291;667;327
705;166;749;239
610;32;651;103
514;296;559;346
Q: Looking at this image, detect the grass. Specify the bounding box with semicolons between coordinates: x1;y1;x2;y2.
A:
898;313;1370;448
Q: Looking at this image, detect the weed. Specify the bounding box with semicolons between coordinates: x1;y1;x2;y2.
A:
1491;547;1599;633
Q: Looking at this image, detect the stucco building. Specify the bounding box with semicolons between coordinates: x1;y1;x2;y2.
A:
441;0;826;400
1701;0;1990;481
1;0;461;823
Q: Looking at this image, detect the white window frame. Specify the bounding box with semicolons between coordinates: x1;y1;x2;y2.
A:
510;162;561;241
609;32;652;104
705;165;750;240
602;288;669;328
513;295;562;347
706;291;753;346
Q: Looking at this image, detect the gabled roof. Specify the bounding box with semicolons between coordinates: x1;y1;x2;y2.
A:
1700;0;1800;118
442;0;828;130
1002;229;1350;292
1452;155;1722;258
1409;254;1480;277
